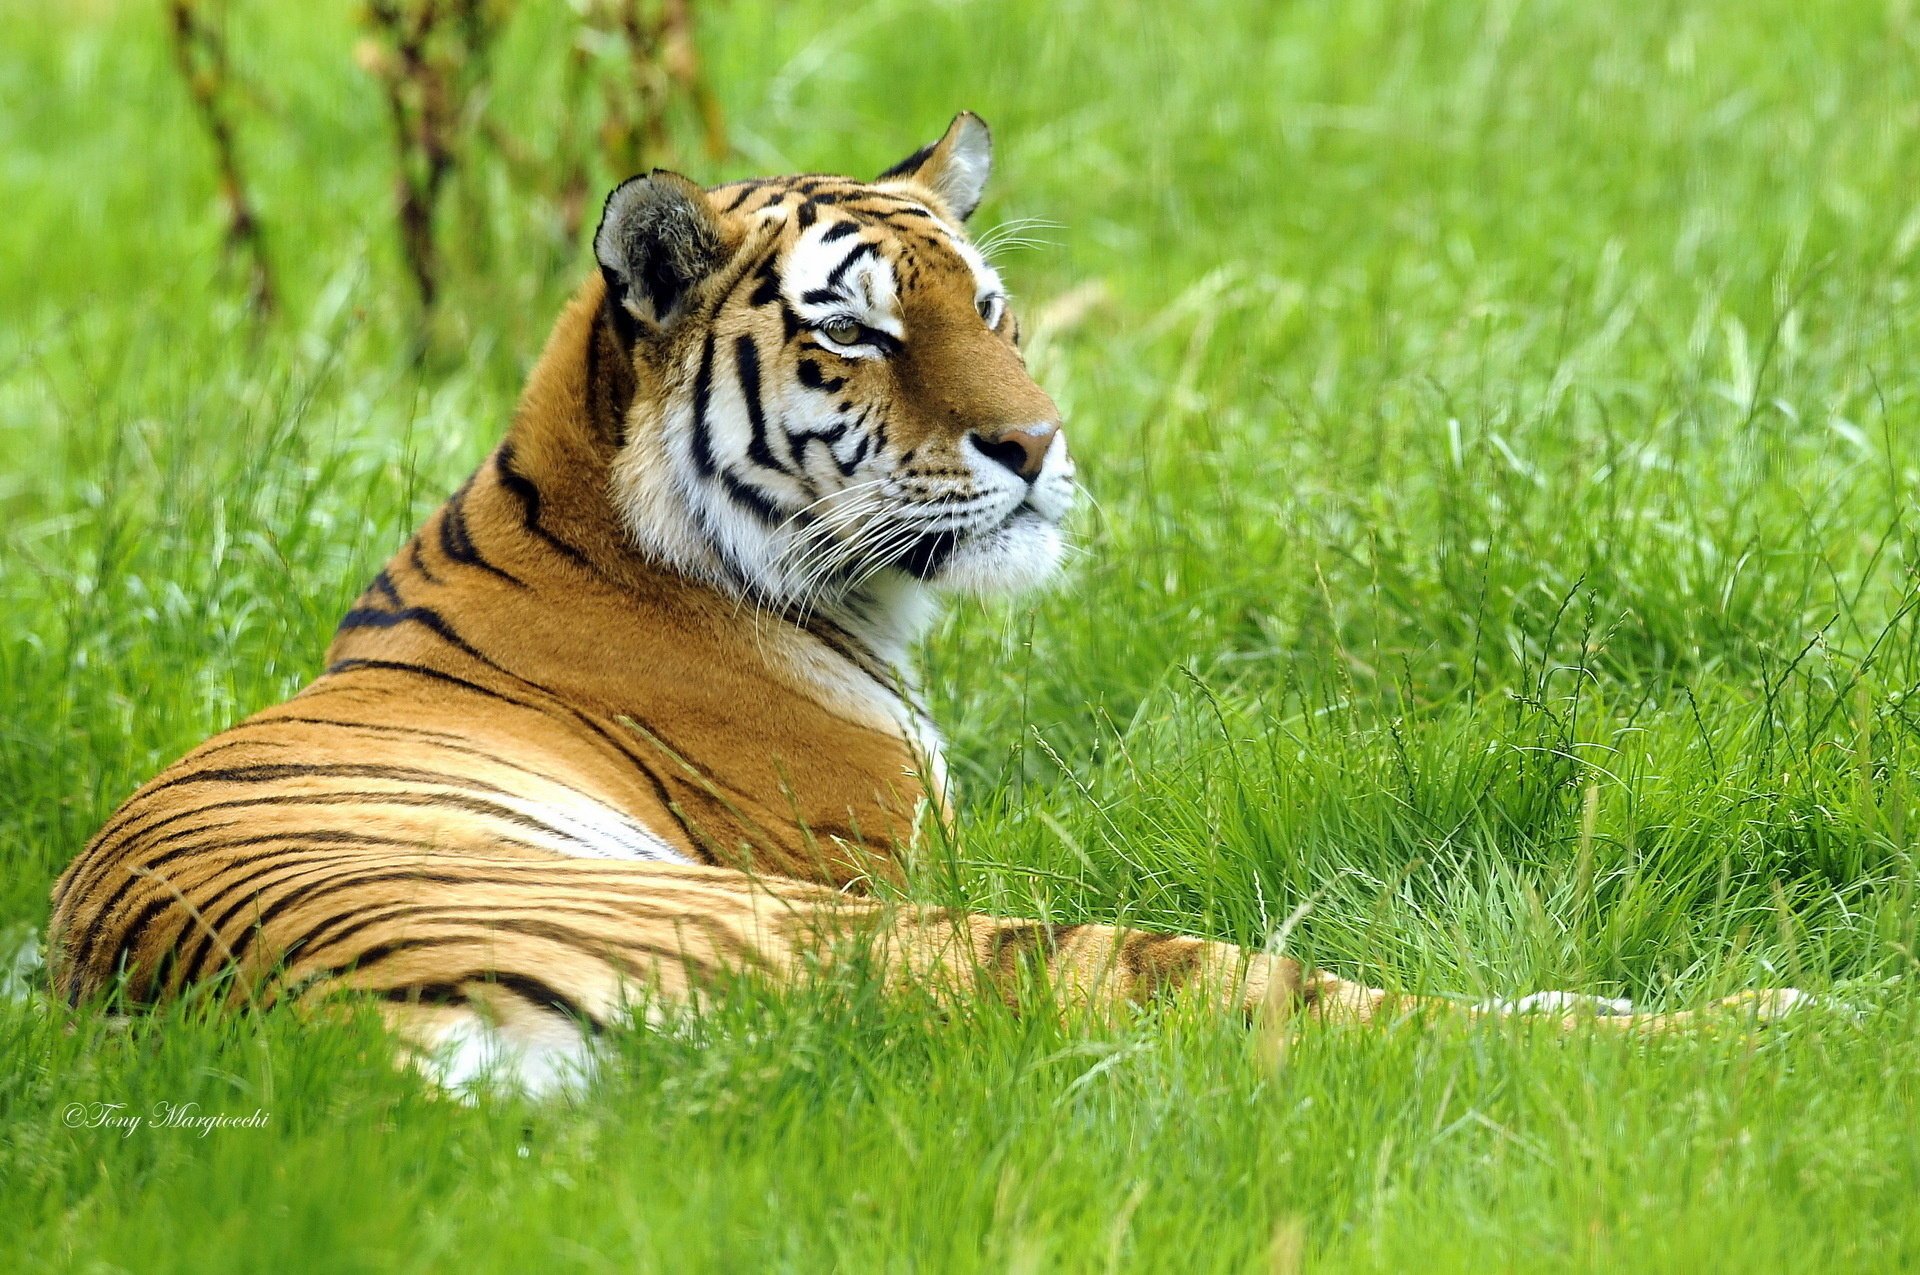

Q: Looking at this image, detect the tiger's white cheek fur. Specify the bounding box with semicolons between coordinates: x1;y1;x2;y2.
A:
926;429;1076;596
926;515;1066;597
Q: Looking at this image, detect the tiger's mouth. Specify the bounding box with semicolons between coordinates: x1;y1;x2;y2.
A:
894;500;1061;583
897;528;963;580
996;501;1056;534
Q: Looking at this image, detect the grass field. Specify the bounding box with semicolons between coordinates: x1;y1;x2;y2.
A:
5;0;1920;1269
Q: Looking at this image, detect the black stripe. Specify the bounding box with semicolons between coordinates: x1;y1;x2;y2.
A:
234;715;475;747
126;759;560;800
862;328;904;357
66;653;695;922
337;605;493;666
285;892;725;990
487;972;604;1028
689;332;718;477
734;335;791;476
787;416;859;477
67;759;461;927
435;475;526;589
323;657;519;703
796;359;846;394
66;778;562;950
747;262;782;308
369;570;402;606
789;421;848;447
72;781;611;998
381;982;468;1006
406;537;442;586
877;142;936;181
302;920;737;1026
63;816;429;994
376;970;600;1030
703;234;784;328
718;181;765;213
218;716;629;812
67;657;725;999
167;849;438;993
88;835;422;1002
72;750;618;952
825;240;878;289
820;220;858;244
50;660;550;920
718;468;784;526
292;935;606;1029
213;870;615;988
493;444;594;568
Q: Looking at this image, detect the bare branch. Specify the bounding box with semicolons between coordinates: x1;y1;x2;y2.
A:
357;0;505;310
166;0;275;314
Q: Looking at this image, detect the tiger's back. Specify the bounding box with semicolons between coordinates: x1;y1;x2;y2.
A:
49;307;938;1011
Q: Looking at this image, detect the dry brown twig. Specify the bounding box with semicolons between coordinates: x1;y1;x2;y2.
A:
604;0;726;170
166;0;276;314
356;0;505;310
357;1;729;310
661;0;728;163
555;0;730;242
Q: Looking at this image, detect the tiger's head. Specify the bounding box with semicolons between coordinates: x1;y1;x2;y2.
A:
589;113;1073;649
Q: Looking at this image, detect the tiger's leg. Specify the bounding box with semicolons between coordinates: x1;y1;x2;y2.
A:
292;861;1331;1088
311;867;1811;1089
343;890;1809;1094
62;848;1329;1088
55;850;1811;1094
1463;987;1816;1031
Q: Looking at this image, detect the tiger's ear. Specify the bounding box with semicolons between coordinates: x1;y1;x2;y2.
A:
877;112;992;221
593;170;727;331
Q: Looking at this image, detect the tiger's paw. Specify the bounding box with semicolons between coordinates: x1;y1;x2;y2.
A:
1475;990;1636;1017
1707;987;1818;1021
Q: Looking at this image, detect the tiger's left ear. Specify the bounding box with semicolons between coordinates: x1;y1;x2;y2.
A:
594;170;728;331
877;112;992;222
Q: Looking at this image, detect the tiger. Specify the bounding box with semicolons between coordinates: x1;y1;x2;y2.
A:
47;114;1808;1091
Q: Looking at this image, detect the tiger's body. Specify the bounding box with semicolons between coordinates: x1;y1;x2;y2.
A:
48;116;1804;1090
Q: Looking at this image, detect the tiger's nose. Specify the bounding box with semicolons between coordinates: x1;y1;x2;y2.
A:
967;422;1059;482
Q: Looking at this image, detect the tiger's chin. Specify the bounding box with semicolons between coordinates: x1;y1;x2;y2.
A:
922;508;1068;598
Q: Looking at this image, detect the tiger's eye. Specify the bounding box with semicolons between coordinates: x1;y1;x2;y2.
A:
821;318;861;345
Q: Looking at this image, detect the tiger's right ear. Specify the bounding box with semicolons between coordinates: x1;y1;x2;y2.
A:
877;112;992;221
593;170;726;332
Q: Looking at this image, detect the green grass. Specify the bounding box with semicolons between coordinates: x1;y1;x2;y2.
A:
5;0;1920;1268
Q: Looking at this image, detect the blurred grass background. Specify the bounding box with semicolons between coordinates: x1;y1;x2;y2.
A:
3;0;1920;1269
